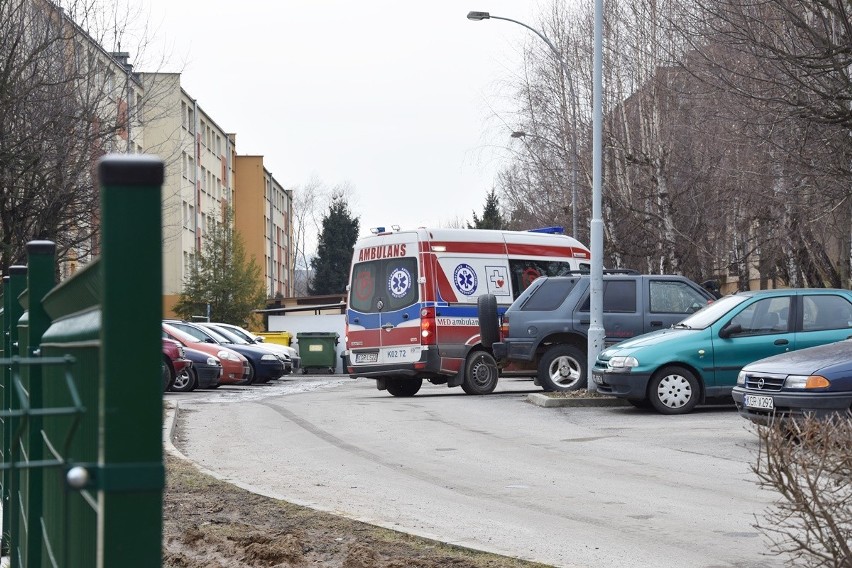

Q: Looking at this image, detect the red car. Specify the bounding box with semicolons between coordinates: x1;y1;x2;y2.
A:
162;338;191;392
163;323;250;385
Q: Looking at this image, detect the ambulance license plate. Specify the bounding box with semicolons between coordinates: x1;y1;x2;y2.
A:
744;394;774;410
355;352;378;364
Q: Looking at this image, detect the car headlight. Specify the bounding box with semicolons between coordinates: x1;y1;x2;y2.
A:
607;356;638;371
737;371;747;385
785;374;830;389
178;346;186;358
217;350;236;361
261;354;277;361
206;357;219;366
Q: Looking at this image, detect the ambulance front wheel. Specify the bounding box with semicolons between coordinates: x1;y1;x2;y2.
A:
462;351;499;395
386;378;422;397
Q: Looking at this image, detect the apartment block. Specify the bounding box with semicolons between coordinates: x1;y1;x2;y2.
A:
140;73;236;317
234;156;295;299
140;73;295;315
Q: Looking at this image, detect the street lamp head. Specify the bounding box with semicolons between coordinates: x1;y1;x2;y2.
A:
510;131;526;138
466;11;490;21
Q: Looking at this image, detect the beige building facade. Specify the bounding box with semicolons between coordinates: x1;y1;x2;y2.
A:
141;73;295;316
140;73;236;317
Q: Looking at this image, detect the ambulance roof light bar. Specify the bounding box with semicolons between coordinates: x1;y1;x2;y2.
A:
527;226;564;234
370;225;401;235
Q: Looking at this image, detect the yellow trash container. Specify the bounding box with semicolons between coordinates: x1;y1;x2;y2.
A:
257;331;292;347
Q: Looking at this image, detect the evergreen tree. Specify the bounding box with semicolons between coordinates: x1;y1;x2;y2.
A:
468;189;507;230
309;193;360;295
173;206;267;325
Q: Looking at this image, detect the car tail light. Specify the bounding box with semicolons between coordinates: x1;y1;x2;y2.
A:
500;314;510;341
420;307;436;345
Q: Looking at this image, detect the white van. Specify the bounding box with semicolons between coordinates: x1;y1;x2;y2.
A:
344;227;591;396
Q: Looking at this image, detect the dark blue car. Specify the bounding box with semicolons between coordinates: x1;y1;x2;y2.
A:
733;339;852;425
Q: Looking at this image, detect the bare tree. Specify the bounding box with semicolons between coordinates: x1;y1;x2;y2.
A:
0;0;154;274
752;416;852;567
290;176;359;296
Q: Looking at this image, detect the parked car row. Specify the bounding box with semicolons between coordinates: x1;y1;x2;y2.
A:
161;321;300;392
479;276;852;424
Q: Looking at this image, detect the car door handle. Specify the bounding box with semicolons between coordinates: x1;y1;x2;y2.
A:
774;339;788;345
650;321;663;327
381;323;394;331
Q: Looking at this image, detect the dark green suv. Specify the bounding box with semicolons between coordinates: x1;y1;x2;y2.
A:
478;274;715;391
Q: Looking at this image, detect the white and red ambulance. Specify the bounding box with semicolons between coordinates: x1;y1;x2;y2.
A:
344;227;591;396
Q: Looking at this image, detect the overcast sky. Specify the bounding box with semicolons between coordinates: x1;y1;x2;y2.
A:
137;1;542;241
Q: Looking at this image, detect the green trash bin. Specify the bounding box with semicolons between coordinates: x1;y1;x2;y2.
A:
296;332;339;374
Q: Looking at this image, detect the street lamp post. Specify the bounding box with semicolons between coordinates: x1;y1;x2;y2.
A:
468;11;580;241
468;10;602;392
467;11;605;392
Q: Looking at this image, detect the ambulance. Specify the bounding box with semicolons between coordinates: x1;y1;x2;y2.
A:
344;226;591;396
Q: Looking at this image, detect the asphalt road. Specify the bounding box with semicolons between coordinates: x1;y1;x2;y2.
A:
169;376;782;568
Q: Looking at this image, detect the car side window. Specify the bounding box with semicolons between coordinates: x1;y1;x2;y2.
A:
520;278;578;311
649;281;709;314
578;280;636;313
728;297;791;334
802;295;852;331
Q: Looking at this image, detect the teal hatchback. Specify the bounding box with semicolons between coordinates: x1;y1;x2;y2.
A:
592;289;852;414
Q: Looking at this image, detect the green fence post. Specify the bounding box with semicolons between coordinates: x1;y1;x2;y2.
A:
97;155;164;567
24;242;56;568
4;266;26;567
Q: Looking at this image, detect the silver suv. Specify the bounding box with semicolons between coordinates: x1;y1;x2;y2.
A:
478;274;716;391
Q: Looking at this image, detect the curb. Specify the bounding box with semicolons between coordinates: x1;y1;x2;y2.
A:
526;393;630;408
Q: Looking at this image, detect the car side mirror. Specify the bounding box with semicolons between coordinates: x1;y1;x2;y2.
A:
255;336;265;343
688;303;702;313
719;323;742;339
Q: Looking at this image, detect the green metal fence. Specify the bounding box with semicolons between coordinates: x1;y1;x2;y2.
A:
0;155;165;567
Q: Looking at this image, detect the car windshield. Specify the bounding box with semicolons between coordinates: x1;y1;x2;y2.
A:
209;325;250;344
218;325;255;342
163;324;202;345
210;325;251;345
675;294;751;329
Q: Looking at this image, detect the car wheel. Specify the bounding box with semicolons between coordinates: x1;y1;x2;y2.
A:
161;358;173;392
537;345;586;392
461;351;498;395
477;294;499;348
649;366;700;415
245;362;256;385
386;378;422;397
172;366;197;393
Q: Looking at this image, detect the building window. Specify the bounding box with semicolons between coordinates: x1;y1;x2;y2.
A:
181;101;187;128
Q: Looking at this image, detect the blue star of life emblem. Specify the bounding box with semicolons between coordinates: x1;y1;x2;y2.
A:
453;263;478;296
388;267;412;299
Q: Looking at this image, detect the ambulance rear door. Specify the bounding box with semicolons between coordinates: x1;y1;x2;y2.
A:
347;232;423;366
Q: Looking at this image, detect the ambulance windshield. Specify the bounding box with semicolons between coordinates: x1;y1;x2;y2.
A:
349;257;419;313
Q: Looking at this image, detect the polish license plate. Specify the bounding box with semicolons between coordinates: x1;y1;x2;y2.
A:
355;352;378;364
744;394;774;410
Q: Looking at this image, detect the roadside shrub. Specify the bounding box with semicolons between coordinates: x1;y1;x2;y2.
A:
752;414;852;567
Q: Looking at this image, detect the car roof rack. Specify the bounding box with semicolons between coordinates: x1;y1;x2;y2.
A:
561;268;640;275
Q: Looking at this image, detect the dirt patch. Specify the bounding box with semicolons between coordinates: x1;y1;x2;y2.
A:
162;454;553;568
